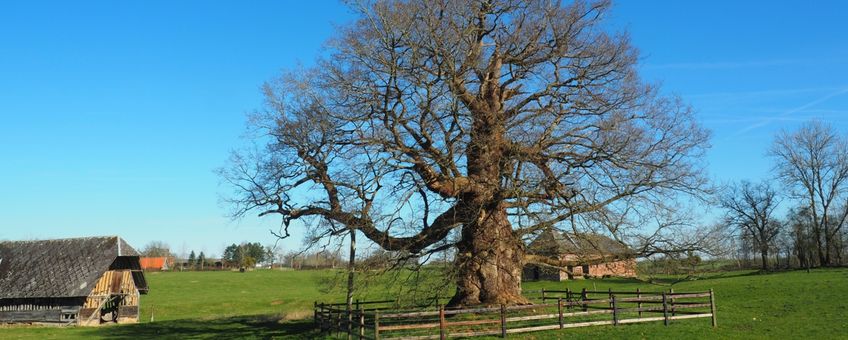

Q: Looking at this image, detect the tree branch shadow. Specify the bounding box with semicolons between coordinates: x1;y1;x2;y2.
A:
640;270;764;286
82;315;319;339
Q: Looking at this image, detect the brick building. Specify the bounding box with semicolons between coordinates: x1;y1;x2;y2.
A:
523;229;637;281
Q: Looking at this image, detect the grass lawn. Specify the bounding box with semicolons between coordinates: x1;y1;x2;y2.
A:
1;268;846;339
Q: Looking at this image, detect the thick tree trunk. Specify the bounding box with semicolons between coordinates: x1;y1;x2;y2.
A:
346;229;356;312
813;226;827;266
760;249;768;271
448;204;529;307
447;59;527;307
824;225;833;266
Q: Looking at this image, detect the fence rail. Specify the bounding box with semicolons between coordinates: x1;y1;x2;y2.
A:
315;288;716;339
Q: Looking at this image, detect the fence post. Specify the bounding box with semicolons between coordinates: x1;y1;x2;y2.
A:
581;288;588;312
347;304;352;340
566;288;572;310
439;305;446;340
709;288;717;328
669;288;675;317
500;304;507;338
374;310;380;340
542;288;546;302
662;292;669;326
557;298;564;329
608;288;613;312
313;301;317;326
325;303;330;333
636;288;642;318
329;307;334;335
319;303;325;332
349;299;360;340
327;306;332;334
358;306;365;340
337;308;343;337
611;295;618;326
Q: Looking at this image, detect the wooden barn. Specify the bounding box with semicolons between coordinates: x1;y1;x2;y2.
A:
0;236;148;326
523;229;637;281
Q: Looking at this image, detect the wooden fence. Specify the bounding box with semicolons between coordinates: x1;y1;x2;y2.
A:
315;288;717;339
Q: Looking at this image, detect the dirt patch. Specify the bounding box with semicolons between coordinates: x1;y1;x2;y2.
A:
280;310;311;321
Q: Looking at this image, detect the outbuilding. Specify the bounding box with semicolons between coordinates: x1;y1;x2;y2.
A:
140;256;172;271
0;236;148;326
523;229;637;281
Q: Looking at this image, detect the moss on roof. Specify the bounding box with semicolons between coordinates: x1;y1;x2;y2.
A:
0;236;147;299
527;229;633;258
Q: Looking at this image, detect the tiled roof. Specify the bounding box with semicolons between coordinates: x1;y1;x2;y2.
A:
139;257;168;270
0;236;144;299
528;229;632;258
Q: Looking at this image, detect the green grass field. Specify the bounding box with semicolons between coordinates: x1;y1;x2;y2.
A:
1;268;846;339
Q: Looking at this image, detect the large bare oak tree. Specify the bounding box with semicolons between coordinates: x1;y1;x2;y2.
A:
222;0;709;306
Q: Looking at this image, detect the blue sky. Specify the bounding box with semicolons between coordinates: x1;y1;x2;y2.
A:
1;1;846;258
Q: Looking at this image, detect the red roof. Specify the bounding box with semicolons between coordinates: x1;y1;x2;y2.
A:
140;257;168;270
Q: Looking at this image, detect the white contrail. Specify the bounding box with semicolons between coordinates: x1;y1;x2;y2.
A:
732;87;848;136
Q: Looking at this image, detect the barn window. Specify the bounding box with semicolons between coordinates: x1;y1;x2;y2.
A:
62;312;77;320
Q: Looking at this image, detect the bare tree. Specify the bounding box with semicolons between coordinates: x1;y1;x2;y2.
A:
141;241;171;257
771;121;848;266
773;226;793;269
786;206;815;268
221;0;709;306
720;181;782;270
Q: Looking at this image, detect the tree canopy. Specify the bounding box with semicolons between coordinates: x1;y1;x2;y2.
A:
222;0;710;305
223;242;270;268
141;241;171;258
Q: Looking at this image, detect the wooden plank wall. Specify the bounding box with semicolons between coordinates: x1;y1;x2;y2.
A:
81;270;141;325
0;298;82;312
0;310;63;323
1;269;141;325
0;302;60;312
84;270;139;308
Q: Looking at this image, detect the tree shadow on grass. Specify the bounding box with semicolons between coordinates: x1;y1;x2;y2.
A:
641;270;765;286
82;315;319;340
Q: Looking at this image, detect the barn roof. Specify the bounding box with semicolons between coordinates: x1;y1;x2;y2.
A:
527;229;633;258
0;236;148;299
